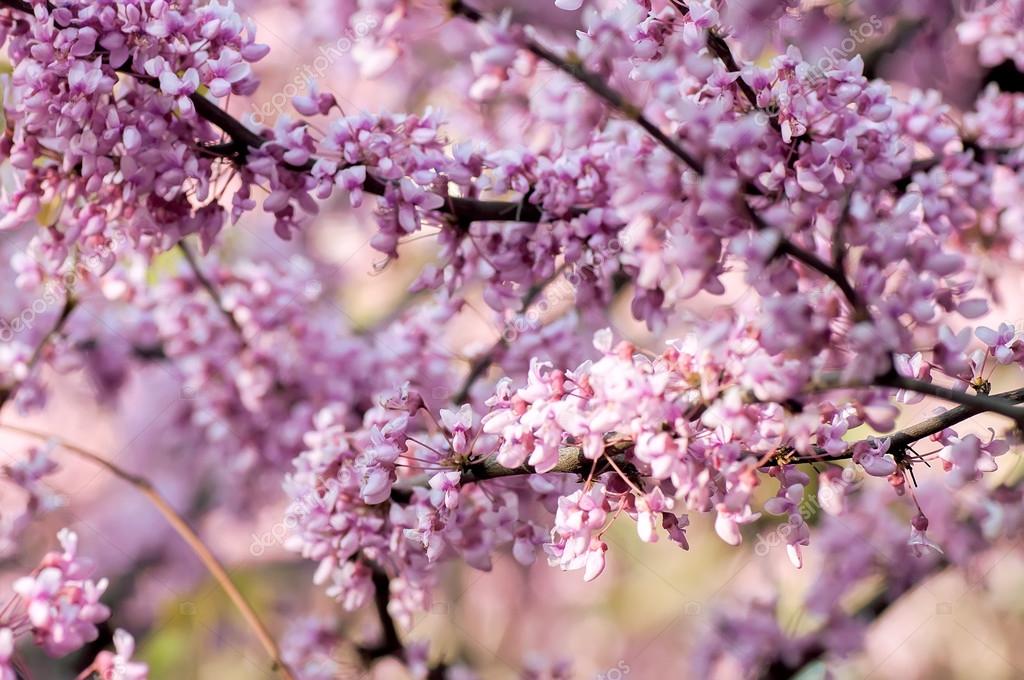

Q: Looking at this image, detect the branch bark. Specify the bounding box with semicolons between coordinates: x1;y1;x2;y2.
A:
875;373;1024;424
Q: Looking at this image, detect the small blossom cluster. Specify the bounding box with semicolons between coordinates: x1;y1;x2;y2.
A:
0;532;149;677
282;389;552;625
280;618;349;680
0;441;62;555
11;529;110;657
0;523;148;678
84;628;149;679
957;0;1024;69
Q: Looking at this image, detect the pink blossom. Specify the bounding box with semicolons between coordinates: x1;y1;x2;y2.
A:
12;530;110;657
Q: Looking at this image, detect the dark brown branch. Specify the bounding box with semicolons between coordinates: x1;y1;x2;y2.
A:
888;387;1024;447
876;373;1024;424
390;382;1024;497
355;562;448;679
74;338;167;361
389;439;631;502
669;0;794;144
186;72;549;228
791;385;1024;465
357;565;403;662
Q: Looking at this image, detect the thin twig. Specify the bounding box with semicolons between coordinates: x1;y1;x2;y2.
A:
177;241;247;341
449;0;701;175
876;373;1024;424
0;424;297;680
0;297;77;411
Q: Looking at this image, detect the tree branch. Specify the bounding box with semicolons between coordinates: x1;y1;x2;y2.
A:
449;0;702;175
356;564;403;662
389;381;1024;497
791;385;1024;465
177;241;248;341
876;373;1024;424
354;561;449;678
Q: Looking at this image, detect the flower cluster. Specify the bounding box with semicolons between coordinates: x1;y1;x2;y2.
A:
0;528;150;677
0;441;63;554
282;388;554;625
81;628;149;680
11;529;110;657
957;0;1024;69
0;0;268;272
